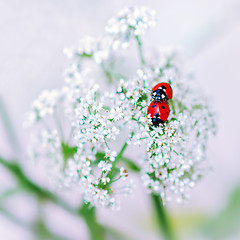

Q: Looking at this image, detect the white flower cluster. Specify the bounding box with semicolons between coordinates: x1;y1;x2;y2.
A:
115;50;216;203
63;36;110;64
24;90;62;126
106;6;156;49
25;6;215;208
117;53;216;203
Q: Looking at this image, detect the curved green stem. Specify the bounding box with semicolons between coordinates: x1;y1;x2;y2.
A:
0;157;109;240
136;35;146;65
151;193;175;240
0;157;77;215
79;204;106;240
0;98;106;240
106;132;134;181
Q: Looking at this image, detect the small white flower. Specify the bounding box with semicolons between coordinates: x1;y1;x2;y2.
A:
101;177;110;185
105;149;117;162
98;161;112;172
120;167;128;179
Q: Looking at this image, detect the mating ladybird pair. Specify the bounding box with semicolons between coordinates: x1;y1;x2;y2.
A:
147;83;173;127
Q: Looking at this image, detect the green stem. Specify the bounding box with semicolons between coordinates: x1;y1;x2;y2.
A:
0;157;77;215
0;206;29;229
54;110;64;141
117;141;128;158
101;63;114;84
106;137;131;181
105;132;135;184
94;151;140;173
0;99;106;240
79;204;106;240
135;35;146;65
0;157;108;240
151;193;175;240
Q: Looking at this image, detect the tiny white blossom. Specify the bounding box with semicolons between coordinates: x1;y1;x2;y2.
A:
120;167;128;179
101;177;110;185
98;161;112;172
105;149;117;162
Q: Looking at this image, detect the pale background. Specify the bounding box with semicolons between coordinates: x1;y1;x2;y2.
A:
0;0;240;239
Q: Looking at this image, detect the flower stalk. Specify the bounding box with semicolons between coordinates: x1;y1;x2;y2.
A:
0;157;76;214
151;193;175;240
136;32;175;240
136;35;146;65
0;156;109;239
79;204;106;240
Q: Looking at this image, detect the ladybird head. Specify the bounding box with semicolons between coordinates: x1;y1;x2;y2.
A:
151;82;173;101
151;88;167;101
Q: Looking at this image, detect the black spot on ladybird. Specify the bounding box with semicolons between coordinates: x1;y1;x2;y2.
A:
161;105;165;109
152;104;156;108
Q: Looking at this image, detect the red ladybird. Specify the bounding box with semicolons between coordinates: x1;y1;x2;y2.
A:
147;100;170;126
151;82;173;101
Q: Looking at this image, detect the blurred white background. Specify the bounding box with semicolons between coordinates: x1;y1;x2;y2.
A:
0;0;240;239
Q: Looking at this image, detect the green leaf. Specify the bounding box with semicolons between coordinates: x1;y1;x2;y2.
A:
79;204;106;240
121;157;141;172
61;142;78;170
94;152;105;165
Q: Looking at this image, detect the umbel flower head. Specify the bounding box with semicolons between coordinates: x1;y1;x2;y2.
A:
25;6;216;209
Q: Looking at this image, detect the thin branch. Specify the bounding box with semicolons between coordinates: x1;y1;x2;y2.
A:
135;35;146;65
151;193;175;240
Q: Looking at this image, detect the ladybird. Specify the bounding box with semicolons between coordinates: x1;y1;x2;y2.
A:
151;82;173;101
147;100;170;126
